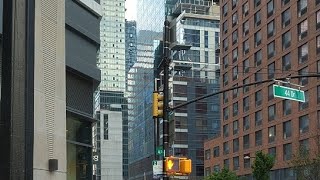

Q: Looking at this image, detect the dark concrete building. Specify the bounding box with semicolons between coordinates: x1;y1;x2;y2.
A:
0;0;101;179
205;0;320;179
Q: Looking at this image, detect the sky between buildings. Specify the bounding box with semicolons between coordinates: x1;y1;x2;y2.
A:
125;0;137;20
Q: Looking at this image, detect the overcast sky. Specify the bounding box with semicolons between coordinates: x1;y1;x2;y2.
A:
125;0;137;20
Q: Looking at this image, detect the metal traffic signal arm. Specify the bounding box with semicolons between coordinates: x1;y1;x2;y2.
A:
170;74;320;111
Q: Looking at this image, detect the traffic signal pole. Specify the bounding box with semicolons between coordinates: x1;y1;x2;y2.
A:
163;19;171;180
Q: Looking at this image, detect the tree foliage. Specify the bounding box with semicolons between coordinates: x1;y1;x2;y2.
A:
205;168;239;180
291;147;320;180
252;151;275;180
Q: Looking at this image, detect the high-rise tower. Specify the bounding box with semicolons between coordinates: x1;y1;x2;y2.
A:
97;0;128;180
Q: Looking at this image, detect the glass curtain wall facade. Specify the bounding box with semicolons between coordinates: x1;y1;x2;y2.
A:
125;20;137;90
165;0;221;179
128;0;165;179
98;0;128;180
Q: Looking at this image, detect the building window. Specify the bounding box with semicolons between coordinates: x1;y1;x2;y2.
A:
233;156;239;170
232;0;238;9
255;30;262;47
255;110;262;127
223;3;228;17
255;90;262;107
213;165;220;172
205;149;211;160
317;11;320;29
243;40;249;55
318;85;320;104
243;116;250;131
298;67;308;85
282;31;291;49
232;66;238;80
299;115;309;134
298;19;308;40
223;107;229;120
255;70;262;85
283;120;292;139
298;0;307;17
232;12;238;27
205;167;211;177
243;78;250;93
223;142;230;155
232;30;238;45
233;84;239;99
317;36;320;54
268;63;275;79
282;53;291;71
268;126;276;143
255;130;262;146
268;84;274;100
267;20;275;38
223;21;228;34
243;134;250;149
267;41;275;59
254;11;261;27
223;38;229;51
233;138;239;153
233;120;239;135
204;31;208;48
243;96;250;112
255;50;262;66
282;0;290;6
300;139;309;154
223;73;228;86
243;2;249;17
267;0;274;18
282;8;291;28
223;91;228;103
104;114;109;140
243;20;249;37
223;55;229;69
298;43;308;63
233;102;239;116
224;159;230;169
299;91;309;110
213;146;220;157
283;100;292;116
243;59;249;74
244;153;251;168
184;29;200;47
254;0;261;8
268;104;276;121
268;147;276;160
233;48;238;63
283;143;292;160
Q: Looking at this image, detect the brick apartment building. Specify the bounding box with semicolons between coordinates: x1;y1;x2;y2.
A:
204;0;320;179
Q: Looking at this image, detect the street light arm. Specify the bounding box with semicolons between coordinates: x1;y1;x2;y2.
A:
171;74;320;110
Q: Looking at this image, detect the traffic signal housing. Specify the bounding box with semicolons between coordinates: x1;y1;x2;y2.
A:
165;156;180;174
164;156;192;175
152;92;164;118
179;158;192;174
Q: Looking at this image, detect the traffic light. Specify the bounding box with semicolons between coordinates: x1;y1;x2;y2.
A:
179;158;192;174
165;156;180;174
152;92;164;118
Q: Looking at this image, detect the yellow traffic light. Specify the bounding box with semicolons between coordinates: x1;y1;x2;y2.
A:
165;157;179;174
179;158;192;174
152;92;164;117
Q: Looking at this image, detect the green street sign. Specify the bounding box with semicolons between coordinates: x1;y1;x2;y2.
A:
156;146;163;156
273;85;305;102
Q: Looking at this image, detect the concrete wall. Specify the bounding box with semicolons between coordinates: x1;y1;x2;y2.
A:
33;0;67;179
100;109;123;180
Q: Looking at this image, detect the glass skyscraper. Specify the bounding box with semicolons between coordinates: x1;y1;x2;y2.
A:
97;0;128;180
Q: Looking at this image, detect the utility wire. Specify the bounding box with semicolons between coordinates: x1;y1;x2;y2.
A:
171;74;320;110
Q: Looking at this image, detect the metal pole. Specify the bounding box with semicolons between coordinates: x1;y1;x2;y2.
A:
163;19;171;180
154;79;159;161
